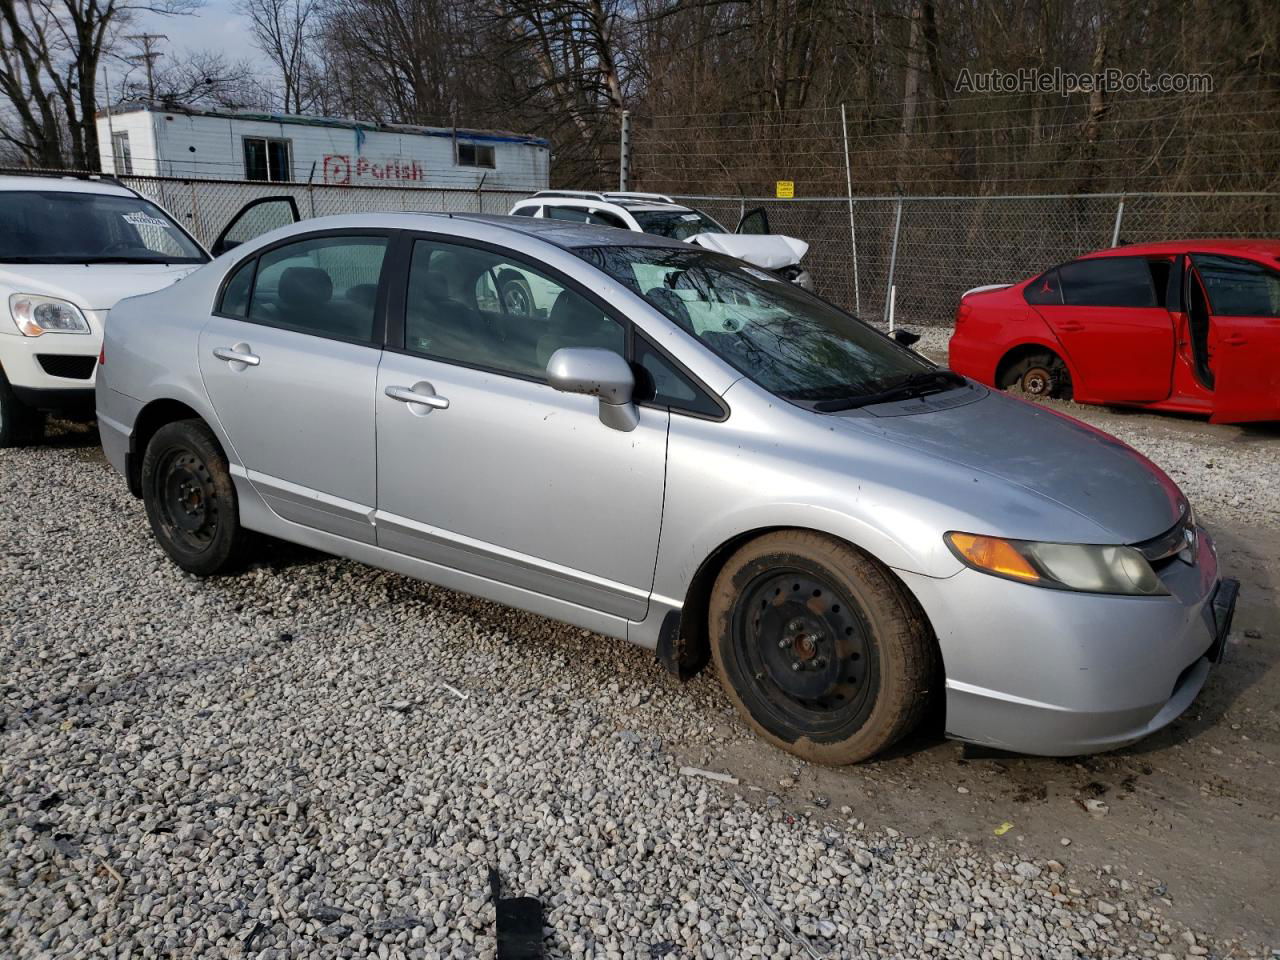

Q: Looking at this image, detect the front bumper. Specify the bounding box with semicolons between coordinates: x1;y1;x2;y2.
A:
898;526;1232;756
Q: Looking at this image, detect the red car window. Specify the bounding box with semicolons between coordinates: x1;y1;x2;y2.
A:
1024;269;1062;305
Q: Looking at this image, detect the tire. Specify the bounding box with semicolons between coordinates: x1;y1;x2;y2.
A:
141;419;248;576
709;531;936;764
497;270;536;316
1001;350;1073;400
0;367;46;448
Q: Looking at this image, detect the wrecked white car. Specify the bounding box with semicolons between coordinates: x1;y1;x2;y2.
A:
509;191;813;289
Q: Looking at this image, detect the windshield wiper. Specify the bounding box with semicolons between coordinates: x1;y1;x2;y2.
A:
811;369;967;412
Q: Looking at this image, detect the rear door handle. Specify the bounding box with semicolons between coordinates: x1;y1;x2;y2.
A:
386;384;450;410
1221;334;1247;346
1057;321;1085;333
212;346;260;366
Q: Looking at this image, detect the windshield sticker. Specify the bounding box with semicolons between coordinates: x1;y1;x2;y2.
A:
123;211;172;228
742;266;781;282
680;213;701;221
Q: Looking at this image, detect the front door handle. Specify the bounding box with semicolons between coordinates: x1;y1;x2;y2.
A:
1221;333;1247;346
212;345;260;366
386;383;450;410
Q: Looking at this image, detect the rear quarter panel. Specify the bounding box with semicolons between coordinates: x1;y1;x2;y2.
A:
948;286;1065;386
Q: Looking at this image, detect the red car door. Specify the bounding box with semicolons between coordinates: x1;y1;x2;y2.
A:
1033;255;1175;403
1190;253;1280;423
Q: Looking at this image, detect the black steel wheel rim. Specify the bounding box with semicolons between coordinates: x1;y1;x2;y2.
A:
156;447;218;550
731;568;877;738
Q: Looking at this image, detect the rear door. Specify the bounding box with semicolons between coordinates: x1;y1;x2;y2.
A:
198;230;391;542
1190;252;1280;423
1033;255;1175;402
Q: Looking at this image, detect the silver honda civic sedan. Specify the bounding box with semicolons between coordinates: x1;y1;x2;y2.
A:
96;212;1238;763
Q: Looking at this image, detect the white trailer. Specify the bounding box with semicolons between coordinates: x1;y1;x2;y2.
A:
97;101;550;192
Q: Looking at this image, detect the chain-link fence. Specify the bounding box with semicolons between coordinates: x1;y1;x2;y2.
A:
679;192;1280;325
109;174;529;249
9;170;1276;326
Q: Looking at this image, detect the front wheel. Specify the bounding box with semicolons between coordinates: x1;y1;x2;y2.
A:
141;419;248;575
709;531;936;764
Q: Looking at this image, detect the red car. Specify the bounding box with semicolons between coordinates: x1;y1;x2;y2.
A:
948;239;1280;424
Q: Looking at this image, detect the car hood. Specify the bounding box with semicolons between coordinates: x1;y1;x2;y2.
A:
835;389;1186;544
0;262;200;310
685;233;809;269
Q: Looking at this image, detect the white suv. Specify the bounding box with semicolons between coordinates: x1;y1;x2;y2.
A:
0;175;297;445
509;191;813;289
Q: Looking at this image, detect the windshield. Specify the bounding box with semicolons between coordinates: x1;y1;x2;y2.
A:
0;190;208;264
631;208;727;241
579;245;936;404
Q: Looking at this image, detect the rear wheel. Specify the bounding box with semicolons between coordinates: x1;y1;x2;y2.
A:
709;531;936;764
1001;350;1073;400
0;368;45;448
141;419;248;575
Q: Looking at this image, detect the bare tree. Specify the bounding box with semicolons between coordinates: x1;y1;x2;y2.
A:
0;0;199;169
149;48;270;107
237;0;319;113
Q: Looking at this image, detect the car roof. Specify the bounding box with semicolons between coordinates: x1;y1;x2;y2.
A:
512;196;693;215
0;174;136;197
1079;238;1280;260
449;213;691;250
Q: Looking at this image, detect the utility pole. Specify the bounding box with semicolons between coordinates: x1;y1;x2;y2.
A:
126;34;167;100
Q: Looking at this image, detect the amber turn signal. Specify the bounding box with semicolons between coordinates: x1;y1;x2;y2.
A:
945;532;1041;583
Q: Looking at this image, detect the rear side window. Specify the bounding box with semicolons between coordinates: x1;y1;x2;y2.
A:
1191;253;1280;317
1059;257;1156;308
545;207;590;223
1024;269;1062;305
246;234;388;342
219;258;256;316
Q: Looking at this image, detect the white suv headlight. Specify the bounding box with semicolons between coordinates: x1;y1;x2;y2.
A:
9;294;91;336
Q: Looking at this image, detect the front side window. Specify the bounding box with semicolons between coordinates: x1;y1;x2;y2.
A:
1191;253;1280;317
247;234;388;341
1058;256;1157;308
580;245;933;404
0;190;206;264
631;208;726;241
457;142;496;168
244;137;292;182
406;239;624;379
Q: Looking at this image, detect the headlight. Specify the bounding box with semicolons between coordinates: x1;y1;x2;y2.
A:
9;294;91;336
945;532;1168;596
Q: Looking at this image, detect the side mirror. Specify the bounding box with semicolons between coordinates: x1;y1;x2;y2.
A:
892;328;921;348
546;347;638;432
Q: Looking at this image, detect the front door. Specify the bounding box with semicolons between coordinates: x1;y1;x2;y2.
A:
374;236;668;620
199;230;391;542
1034;255;1175;402
1190;252;1280;423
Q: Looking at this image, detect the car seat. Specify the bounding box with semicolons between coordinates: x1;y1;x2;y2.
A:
536;292;622;371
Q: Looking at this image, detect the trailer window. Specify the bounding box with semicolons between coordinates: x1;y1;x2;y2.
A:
244;137;292;182
457;142;495;169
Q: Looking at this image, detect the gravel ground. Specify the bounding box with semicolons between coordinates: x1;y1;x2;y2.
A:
2;424;1275;959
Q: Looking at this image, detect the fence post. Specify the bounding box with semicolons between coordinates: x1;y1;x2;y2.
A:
1110;197;1126;246
619;109;631;191
189;180;201;244
841;103;861;317
883;196;904;325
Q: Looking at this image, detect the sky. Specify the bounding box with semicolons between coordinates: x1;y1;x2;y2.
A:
105;0;262;102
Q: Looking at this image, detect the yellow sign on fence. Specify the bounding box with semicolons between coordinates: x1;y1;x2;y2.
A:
775;180;795;199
